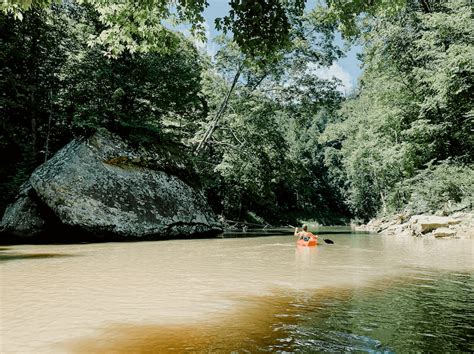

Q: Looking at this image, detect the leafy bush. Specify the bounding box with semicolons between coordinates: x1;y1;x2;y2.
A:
389;161;474;215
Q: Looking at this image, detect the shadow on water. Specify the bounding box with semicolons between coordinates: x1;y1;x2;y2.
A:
63;272;473;353
0;249;78;262
62;287;396;353
63;288;354;353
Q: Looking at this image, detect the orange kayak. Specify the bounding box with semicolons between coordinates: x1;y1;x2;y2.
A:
297;235;318;247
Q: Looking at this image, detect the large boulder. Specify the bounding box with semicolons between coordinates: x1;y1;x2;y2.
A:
1;130;222;242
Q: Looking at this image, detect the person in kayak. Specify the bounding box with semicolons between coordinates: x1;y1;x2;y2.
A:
294;224;318;242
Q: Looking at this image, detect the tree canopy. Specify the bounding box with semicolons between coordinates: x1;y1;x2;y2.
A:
320;0;473;220
2;0;413;59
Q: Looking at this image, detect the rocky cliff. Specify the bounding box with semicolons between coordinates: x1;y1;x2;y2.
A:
1;130;222;243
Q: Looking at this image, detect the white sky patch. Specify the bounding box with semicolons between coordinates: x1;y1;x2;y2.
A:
173;21;217;59
193;21;218;58
307;62;354;94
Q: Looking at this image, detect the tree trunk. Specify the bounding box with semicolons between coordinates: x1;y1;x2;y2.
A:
30;92;37;163
44;89;53;162
194;63;243;154
419;0;431;13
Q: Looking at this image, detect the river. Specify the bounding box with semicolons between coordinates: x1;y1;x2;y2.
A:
0;228;472;352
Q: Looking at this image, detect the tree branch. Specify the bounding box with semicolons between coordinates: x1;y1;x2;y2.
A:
194;63;243;154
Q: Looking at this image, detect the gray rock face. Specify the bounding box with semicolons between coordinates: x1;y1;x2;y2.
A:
1;130;222;242
1;183;45;237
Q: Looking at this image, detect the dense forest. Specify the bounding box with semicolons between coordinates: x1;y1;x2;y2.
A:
1;0;472;225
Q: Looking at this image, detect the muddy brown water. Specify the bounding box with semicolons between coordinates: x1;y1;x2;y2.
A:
0;229;472;352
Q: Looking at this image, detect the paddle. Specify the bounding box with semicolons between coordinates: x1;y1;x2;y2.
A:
290;226;334;244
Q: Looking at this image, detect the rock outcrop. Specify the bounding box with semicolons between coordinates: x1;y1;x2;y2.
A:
410;215;461;234
1;183;45;238
1;130;222;243
354;211;473;239
432;227;457;238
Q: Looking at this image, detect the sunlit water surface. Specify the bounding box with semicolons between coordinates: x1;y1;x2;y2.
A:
0;229;473;353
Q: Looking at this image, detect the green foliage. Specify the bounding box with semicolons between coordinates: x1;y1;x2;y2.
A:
62;34;205;142
312;0;407;39
215;0;305;64
0;6;73;212
1;0;355;62
390;161;474;214
321;0;474;220
195;33;349;223
197;87;293;220
2;0;209;57
0;4;206;213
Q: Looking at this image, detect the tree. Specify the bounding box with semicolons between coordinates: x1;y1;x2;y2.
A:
2;0;307;60
195;30;347;223
0;6;73;212
62;33;206;144
2;0;414;59
194;5;343;154
320;0;473;219
0;4;208;213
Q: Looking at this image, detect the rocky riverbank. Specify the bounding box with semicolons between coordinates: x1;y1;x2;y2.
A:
354;211;473;239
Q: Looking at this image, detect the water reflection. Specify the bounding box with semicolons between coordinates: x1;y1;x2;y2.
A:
65;273;473;353
292;272;474;353
295;244;319;271
65;292;296;353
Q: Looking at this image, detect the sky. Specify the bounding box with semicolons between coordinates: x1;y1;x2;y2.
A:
195;0;363;93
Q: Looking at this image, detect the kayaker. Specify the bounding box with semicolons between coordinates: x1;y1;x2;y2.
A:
294;224;318;241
